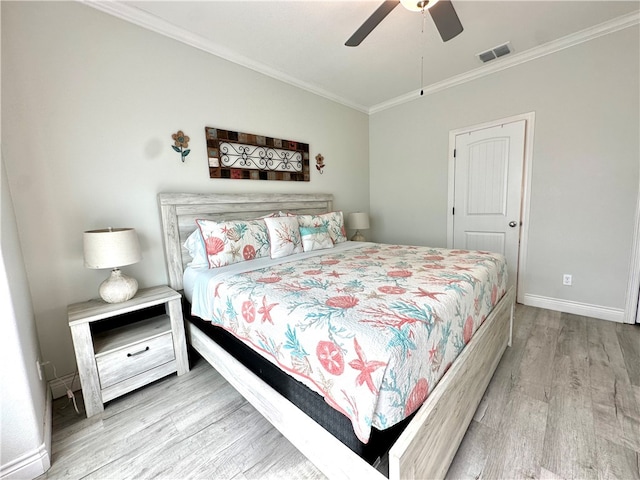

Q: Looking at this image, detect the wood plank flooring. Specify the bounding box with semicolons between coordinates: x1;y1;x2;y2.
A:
40;305;640;479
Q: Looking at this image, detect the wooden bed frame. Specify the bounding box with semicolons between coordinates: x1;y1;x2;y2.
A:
158;192;514;480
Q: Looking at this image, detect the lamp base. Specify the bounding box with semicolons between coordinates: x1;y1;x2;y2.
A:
351;231;366;242
99;268;138;303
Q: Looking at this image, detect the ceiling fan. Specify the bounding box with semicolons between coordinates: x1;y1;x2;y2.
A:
345;0;463;47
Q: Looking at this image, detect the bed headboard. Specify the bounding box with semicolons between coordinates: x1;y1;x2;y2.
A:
158;192;334;291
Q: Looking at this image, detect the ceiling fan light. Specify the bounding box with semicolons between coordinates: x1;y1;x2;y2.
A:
400;0;440;12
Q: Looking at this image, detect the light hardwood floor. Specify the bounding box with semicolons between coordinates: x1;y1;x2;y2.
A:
40;305;640;479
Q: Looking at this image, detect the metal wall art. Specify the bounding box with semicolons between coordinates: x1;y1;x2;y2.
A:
171;130;191;162
315;153;325;174
205;127;310;181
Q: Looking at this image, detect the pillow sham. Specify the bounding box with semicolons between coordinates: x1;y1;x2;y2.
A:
196;218;270;268
296;211;347;244
264;216;303;259
299;225;334;252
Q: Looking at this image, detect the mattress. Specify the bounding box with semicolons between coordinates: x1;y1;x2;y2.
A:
184;242;507;444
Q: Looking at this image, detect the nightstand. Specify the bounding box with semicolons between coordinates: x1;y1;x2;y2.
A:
68;285;189;417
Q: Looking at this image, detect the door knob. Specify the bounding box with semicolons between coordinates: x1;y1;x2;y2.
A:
509;221;518;228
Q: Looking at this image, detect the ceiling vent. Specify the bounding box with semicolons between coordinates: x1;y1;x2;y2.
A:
477;42;512;63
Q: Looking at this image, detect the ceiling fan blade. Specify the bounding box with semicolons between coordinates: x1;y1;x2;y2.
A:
429;0;463;42
345;0;400;47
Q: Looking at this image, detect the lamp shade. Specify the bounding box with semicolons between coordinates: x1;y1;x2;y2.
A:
348;212;370;231
83;228;142;269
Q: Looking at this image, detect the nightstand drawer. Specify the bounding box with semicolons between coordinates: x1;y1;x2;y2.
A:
96;332;175;388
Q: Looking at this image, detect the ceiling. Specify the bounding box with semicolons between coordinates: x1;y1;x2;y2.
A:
100;1;639;112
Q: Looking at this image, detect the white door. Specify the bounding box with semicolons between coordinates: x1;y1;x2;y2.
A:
453;120;526;288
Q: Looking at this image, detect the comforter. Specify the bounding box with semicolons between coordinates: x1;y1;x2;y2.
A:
189;243;507;442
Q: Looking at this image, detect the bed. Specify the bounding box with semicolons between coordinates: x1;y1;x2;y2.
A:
158;192;515;480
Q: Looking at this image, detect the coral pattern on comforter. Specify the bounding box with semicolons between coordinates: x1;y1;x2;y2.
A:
196;243;507;443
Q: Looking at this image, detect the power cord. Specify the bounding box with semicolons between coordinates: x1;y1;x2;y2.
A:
40;361;80;415
56;366;80;415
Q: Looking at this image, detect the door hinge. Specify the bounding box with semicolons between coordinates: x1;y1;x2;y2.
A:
452;207;455;215
453;149;456;158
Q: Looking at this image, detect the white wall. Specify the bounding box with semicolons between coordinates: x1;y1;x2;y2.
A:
2;2;369;382
0;6;50;475
0;156;50;478
370;25;639;317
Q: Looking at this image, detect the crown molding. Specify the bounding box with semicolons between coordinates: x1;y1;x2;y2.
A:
80;0;370;114
370;10;640;114
80;1;637;116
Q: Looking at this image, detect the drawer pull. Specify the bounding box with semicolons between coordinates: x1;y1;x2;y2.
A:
127;346;150;357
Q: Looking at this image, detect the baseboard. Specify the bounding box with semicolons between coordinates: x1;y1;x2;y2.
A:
49;372;82;399
0;444;49;480
0;411;51;479
43;389;53;472
522;294;624;323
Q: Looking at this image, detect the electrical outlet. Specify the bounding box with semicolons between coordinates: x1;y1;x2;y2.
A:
563;274;572;286
36;360;50;381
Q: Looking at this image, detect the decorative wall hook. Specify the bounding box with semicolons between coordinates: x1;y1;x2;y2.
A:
171;130;191;162
315;153;325;174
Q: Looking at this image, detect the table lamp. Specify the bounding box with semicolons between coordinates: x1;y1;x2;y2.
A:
83;228;142;303
347;212;370;242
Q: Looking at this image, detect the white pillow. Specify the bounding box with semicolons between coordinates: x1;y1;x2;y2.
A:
264;216;303;259
183;229;209;268
299;225;334;252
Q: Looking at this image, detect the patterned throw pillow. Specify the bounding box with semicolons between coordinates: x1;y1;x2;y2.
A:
196;219;270;268
299;225;334;252
264;216;303;259
296;211;347;244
